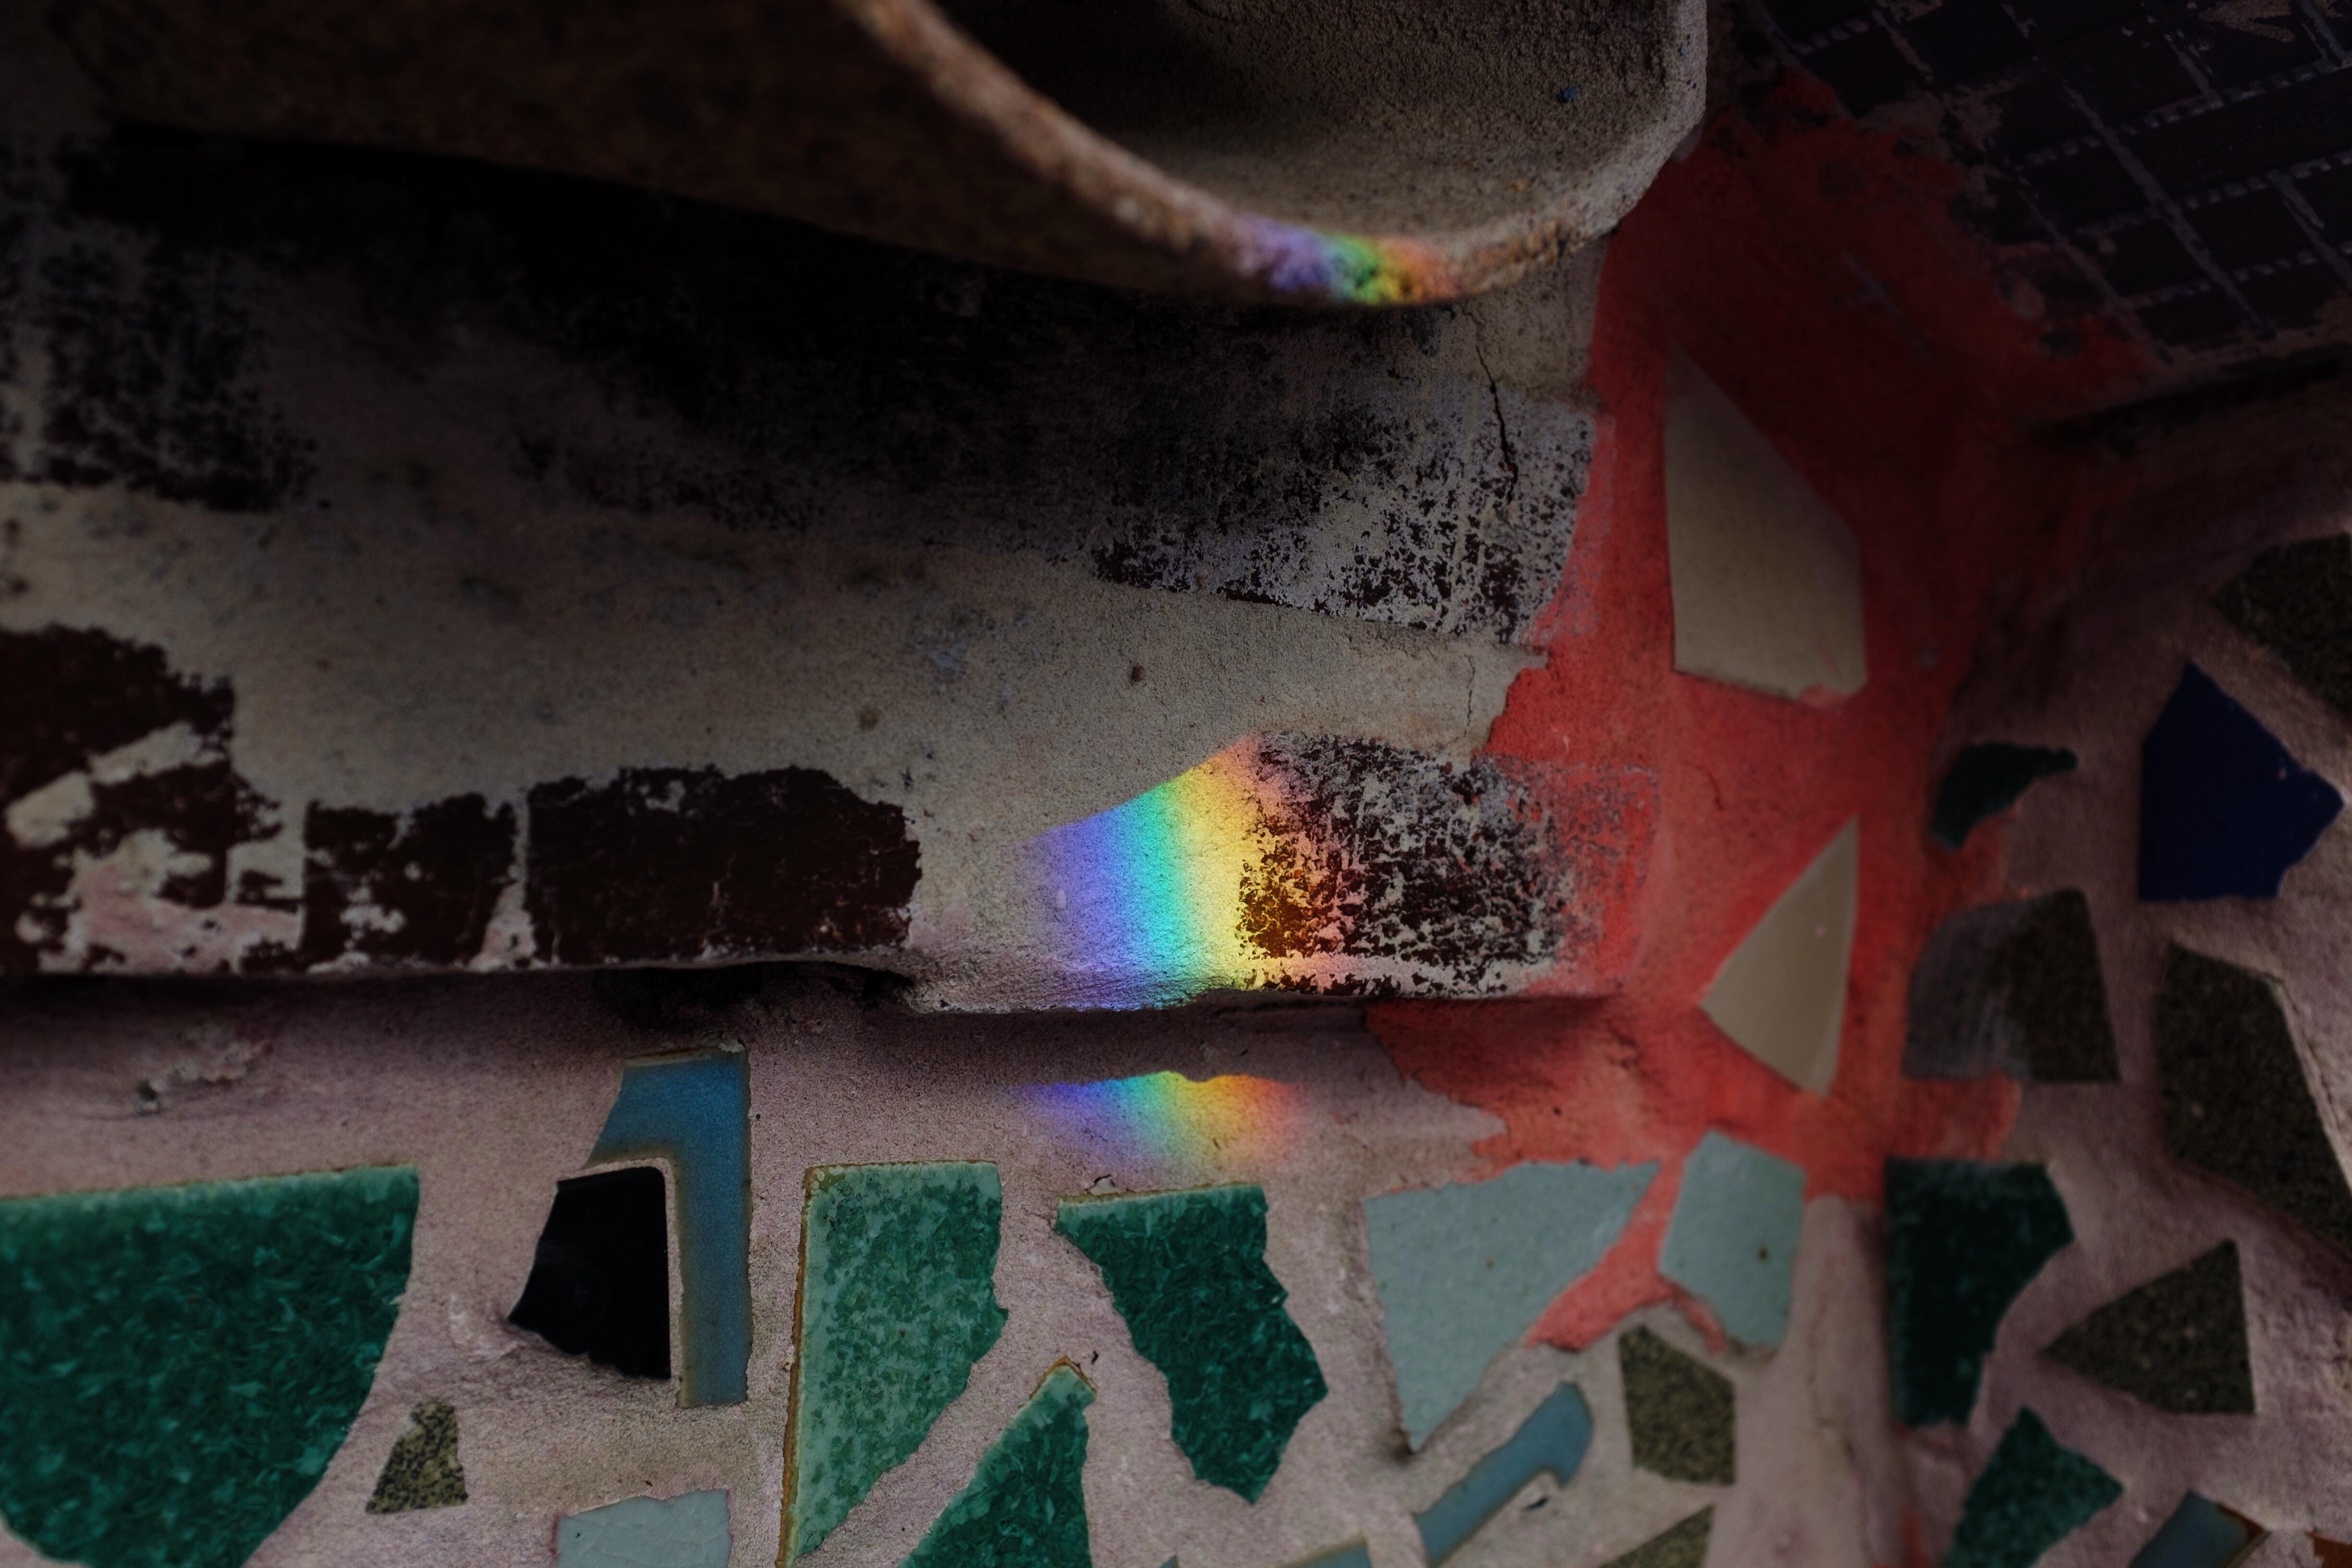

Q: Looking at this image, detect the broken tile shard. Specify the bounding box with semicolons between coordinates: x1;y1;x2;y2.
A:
2158;945;2352;1257
1601;1510;1714;1568
1886;1160;2073;1427
557;1491;730;1568
1619;1326;1736;1485
1665;352;1867;701
1285;1545;1372;1568
785;1163;1009;1563
1414;1382;1593;1567
2044;1242;2254;1415
0;1168;416;1568
367;1400;468;1513
1364;1160;1655;1447
1944;1409;2120;1568
2129;1493;2264;1568
510;1165;672;1381
1701;820;1859;1094
1931;744;2077;849
1905;891;2118;1083
2139;663;2341;901
1056;1185;1325;1501
1658;1132;1806;1349
901;1363;1094;1568
2215;534;2352;718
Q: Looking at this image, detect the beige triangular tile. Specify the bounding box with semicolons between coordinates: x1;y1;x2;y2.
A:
1701;820;1859;1093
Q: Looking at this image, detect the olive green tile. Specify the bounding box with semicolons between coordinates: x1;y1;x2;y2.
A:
1619;1327;1735;1485
2044;1242;2253;1415
1602;1509;1713;1568
367;1400;467;1513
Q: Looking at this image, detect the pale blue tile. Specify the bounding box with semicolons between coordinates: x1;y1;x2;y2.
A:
1657;1132;1804;1348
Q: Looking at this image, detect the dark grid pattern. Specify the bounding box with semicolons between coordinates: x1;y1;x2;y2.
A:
1761;0;2352;357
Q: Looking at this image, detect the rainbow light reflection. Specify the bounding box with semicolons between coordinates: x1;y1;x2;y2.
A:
1029;1071;1309;1169
1240;220;1456;306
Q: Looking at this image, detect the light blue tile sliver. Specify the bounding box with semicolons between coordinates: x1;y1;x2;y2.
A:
1657;1131;1805;1348
558;1491;731;1568
1414;1382;1594;1567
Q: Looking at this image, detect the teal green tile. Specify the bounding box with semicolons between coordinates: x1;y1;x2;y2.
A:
1620;1327;1736;1485
786;1162;1008;1563
1056;1185;1325;1500
1602;1509;1714;1568
367;1399;467;1513
902;1362;1094;1568
1945;1408;2121;1568
1886;1160;2072;1427
0;1167;418;1568
1413;1381;1592;1566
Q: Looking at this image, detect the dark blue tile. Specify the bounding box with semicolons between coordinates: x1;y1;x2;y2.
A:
2140;663;2342;900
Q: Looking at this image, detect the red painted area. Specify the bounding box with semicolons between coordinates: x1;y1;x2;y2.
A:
1371;77;2157;1384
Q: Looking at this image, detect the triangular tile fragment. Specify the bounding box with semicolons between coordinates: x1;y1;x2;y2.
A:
1905;891;2117;1083
2215;534;2352;718
368;1400;468;1513
1601;1510;1714;1568
1285;1545;1372;1568
1665;351;1867;701
1414;1383;1592;1567
1658;1132;1805;1349
901;1364;1094;1568
1932;744;2077;850
1702;820;1859;1094
2158;946;2352;1258
1364;1160;1655;1448
2128;1493;2264;1568
1944;1408;2120;1568
0;1168;416;1568
557;1492;731;1568
2139;663;2341;901
1619;1326;1736;1485
2313;1534;2352;1566
1886;1160;2073;1427
785;1163;1009;1563
2043;1242;2253;1414
1057;1185;1325;1500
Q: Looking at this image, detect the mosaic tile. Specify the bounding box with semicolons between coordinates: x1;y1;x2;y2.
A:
1931;743;2077;849
1658;1132;1806;1349
2129;1493;2264;1568
901;1362;1094;1568
1886;1160;2072;1427
367;1400;468;1513
2159;946;2352;1257
556;1491;730;1568
2215;534;2352;718
2314;1534;2352;1566
785;1162;1009;1563
1665;351;1867;701
1285;1545;1372;1568
1944;1409;2120;1568
1056;1185;1325;1500
1701;820;1859;1094
2044;1242;2254;1414
1365;1160;1655;1447
2139;663;2341;901
510;1165;672;1380
1414;1382;1593;1567
1600;1509;1714;1568
587;1050;750;1406
1904;891;2118;1084
0;1167;416;1568
1619;1326;1736;1485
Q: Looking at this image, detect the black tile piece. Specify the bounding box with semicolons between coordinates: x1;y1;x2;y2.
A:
2301;165;2352;233
509;1165;673;1379
2043;1242;2255;1414
1886;1160;2075;1427
2134;72;2352;193
2068;36;2204;122
2157;944;2352;1258
1989;76;2094;157
1932;742;2078;847
1905;890;2119;1083
2027;145;2150;228
2191;189;2316;270
2217;535;2352;718
2139;288;2249;346
2010;0;2143;48
1903;0;2035;86
1766;0;1871;41
2240;263;2346;329
2095;220;2210;295
1807;26;1926;114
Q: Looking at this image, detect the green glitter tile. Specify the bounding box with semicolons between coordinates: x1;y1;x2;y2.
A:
1619;1327;1736;1485
902;1362;1094;1568
2044;1242;2254;1415
1944;1408;2121;1568
367;1400;468;1513
0;1166;418;1568
785;1163;1008;1564
1886;1160;2073;1428
1055;1185;1326;1501
1602;1510;1714;1568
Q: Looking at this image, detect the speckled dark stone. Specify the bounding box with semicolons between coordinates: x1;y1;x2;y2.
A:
2158;946;2352;1258
367;1400;468;1513
1932;744;2076;849
2044;1242;2253;1415
1600;1509;1713;1568
2216;535;2352;718
1618;1328;1735;1485
902;1363;1094;1568
1944;1408;2120;1568
1886;1160;2073;1428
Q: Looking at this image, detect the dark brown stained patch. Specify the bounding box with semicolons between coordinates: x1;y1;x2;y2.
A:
0;624;234;802
296;796;517;968
525;767;919;965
